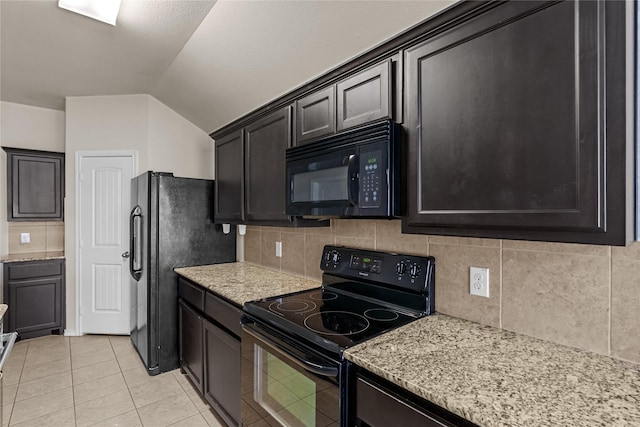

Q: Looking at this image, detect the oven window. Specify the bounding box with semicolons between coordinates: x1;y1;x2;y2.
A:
292;166;348;202
253;344;338;427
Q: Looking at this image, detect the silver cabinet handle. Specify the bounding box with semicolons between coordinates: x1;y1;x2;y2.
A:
122;252;130;258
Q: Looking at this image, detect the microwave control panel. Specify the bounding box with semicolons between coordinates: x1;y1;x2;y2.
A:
360;150;382;208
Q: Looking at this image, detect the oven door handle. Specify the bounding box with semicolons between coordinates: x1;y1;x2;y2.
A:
242;324;339;377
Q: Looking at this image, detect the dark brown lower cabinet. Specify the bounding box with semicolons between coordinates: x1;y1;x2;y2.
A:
203;319;241;426
3;259;65;339
178;277;241;426
179;299;204;393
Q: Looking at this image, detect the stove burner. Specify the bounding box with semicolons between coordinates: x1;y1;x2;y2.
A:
269;300;317;313
304;311;370;336
309;291;338;301
364;308;400;322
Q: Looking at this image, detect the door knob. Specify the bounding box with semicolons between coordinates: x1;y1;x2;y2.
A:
122;251;130;258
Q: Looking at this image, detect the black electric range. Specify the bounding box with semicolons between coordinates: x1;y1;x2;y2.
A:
241;246;435;427
242;246;435;427
243;245;435;360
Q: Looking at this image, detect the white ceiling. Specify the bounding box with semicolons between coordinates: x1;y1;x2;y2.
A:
1;0;455;134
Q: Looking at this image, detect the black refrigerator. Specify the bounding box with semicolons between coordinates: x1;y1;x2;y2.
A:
128;171;236;375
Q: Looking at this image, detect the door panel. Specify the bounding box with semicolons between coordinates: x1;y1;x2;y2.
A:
245;106;292;222
295;86;335;144
336;60;392;131
79;155;134;334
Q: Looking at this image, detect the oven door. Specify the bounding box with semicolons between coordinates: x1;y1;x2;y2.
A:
242;321;341;427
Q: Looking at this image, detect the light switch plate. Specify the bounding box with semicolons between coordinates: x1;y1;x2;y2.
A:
20;232;30;244
470;267;489;298
275;241;282;258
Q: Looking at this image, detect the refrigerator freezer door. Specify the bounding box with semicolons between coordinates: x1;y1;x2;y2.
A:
130;172;151;370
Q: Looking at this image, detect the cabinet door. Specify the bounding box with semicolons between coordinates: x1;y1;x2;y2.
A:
295;86;335;144
214;130;244;223
179;300;204;393
336;59;392;132
7;277;62;335
245;106;292;222
4;148;64;221
403;1;632;245
203;319;241;427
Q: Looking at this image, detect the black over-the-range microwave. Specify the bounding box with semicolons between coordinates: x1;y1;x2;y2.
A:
286;119;402;218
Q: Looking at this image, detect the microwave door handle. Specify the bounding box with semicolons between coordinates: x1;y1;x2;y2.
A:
347;154;359;206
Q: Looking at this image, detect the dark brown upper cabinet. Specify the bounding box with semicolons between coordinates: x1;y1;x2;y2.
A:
214;105;326;227
3;147;65;221
214;130;245;223
336;59;392;132
245;106;292;222
295;57;399;146
295;86;335;144
402;1;633;245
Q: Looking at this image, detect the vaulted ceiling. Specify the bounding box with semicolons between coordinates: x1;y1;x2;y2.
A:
1;0;454;134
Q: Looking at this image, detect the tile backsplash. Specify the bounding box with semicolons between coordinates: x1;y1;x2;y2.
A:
243;219;640;365
8;221;65;253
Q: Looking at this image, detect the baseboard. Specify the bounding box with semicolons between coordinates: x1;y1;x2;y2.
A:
64;329;82;336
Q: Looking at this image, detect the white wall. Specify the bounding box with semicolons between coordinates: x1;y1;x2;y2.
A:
64;94;216;334
0;101;66;257
147;96;213;179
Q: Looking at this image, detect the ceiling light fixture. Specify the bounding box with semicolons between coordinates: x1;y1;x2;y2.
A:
58;0;122;26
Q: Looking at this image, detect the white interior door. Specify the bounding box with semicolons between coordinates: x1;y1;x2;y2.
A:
78;154;134;334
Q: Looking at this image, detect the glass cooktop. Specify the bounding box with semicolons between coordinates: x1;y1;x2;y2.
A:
243;286;420;356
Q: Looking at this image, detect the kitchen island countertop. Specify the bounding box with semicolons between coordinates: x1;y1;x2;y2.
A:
345;314;640;427
175;262;321;306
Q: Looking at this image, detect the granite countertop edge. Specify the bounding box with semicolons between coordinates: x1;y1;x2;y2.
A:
174;262;321;306
1;252;66;263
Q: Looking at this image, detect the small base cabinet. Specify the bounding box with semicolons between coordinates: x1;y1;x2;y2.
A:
178;299;204;393
2;259;65;339
203;319;241;425
178;277;241;427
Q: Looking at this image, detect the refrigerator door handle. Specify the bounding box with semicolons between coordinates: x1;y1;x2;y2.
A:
130;206;143;281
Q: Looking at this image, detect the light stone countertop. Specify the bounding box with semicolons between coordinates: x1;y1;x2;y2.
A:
344;314;640;427
174;262;321;307
1;252;65;263
0;305;6;320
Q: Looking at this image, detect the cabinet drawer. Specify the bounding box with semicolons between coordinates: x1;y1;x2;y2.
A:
204;292;242;337
178;277;205;312
6;260;63;280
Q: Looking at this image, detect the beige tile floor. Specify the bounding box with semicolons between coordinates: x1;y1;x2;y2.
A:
2;335;227;427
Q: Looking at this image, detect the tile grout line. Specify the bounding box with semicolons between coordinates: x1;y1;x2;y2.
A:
7;341;29;427
67;336;78;427
108;336;144;427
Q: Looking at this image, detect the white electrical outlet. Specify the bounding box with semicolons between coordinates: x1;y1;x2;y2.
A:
275;241;282;258
20;233;31;244
470;267;489;298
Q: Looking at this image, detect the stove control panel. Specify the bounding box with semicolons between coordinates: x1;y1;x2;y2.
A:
320;245;435;295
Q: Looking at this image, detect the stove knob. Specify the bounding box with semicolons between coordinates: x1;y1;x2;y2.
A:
396;262;406;275
409;264;421;278
331;250;341;264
